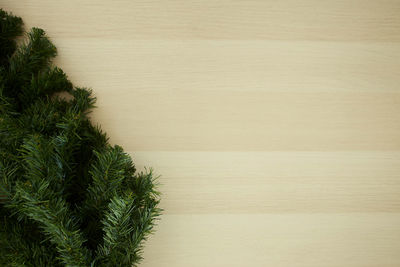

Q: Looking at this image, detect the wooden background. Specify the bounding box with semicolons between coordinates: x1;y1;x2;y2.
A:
3;1;400;266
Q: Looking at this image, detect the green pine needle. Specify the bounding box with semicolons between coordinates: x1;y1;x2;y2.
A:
0;9;161;266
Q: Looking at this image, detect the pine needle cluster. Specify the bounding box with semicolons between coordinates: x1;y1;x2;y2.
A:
0;9;161;267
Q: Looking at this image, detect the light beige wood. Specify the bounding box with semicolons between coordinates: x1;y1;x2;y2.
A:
132;151;400;214
143;214;400;267
3;1;400;266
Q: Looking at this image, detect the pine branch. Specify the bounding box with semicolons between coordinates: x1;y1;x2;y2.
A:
0;9;23;66
0;9;161;266
8;136;91;266
19;67;73;107
79;146;135;249
95;191;161;266
5;27;57;103
0;213;60;266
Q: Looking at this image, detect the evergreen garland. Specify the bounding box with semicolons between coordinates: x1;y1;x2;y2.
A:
0;9;161;266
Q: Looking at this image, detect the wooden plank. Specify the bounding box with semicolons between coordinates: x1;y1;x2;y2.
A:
93;88;400;151
141;214;400;267
4;0;400;41
132;151;400;214
46;39;400;151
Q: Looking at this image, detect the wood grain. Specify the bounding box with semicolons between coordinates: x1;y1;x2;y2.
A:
3;1;400;266
132;151;400;214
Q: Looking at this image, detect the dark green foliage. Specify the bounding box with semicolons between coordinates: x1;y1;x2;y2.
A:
0;9;161;266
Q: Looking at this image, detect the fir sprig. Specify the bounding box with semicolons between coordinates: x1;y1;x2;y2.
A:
0;9;161;266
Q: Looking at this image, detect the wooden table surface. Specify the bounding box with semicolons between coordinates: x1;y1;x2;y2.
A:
3;1;400;266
